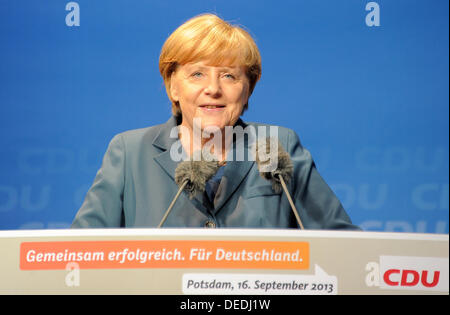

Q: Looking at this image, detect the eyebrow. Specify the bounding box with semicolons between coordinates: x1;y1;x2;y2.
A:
186;65;240;72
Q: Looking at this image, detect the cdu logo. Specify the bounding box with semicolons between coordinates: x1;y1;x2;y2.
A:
366;256;449;292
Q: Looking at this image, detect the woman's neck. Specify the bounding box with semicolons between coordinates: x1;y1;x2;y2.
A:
178;125;231;163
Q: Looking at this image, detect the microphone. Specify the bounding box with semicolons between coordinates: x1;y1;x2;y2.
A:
255;137;305;230
157;159;221;228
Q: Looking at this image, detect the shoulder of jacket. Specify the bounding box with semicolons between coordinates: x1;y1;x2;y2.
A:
245;121;296;145
112;124;163;142
246;121;294;133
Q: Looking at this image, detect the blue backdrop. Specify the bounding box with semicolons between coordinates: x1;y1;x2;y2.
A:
0;0;448;232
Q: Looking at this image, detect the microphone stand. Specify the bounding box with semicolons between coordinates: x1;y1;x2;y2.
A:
157;179;189;228
276;174;305;230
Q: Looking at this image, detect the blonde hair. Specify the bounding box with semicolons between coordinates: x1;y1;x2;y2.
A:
159;13;262;117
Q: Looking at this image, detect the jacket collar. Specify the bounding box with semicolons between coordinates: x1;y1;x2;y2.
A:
152;116;180;152
152;116;255;215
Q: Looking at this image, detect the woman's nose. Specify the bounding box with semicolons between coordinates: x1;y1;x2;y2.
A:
204;76;222;96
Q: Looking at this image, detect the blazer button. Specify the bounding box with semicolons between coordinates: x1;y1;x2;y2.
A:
204;220;216;228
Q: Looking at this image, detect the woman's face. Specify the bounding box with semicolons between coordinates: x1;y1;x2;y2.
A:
170;61;250;133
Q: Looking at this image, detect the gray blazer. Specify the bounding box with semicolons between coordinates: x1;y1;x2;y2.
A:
72;117;359;230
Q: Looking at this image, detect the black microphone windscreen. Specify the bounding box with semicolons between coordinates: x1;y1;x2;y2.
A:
175;160;221;199
256;137;293;193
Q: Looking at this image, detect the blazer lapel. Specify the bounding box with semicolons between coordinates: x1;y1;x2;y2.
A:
152;116;209;213
152;116;179;180
213;159;254;212
213;119;255;212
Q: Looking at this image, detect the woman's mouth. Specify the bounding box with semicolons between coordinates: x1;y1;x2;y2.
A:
199;104;226;112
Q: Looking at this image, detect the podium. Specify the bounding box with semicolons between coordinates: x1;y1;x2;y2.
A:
0;229;448;295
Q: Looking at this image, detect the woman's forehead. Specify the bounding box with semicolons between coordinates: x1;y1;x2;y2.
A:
181;60;245;70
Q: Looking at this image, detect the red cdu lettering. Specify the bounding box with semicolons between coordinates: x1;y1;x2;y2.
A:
421;271;440;288
400;270;420;286
383;269;400;286
384;269;442;288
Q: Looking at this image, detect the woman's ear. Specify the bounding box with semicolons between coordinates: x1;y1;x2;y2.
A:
169;74;179;102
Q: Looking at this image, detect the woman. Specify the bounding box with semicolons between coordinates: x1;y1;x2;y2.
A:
72;14;359;230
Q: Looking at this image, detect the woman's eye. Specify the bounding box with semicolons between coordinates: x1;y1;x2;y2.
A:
191;72;203;78
223;73;236;80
